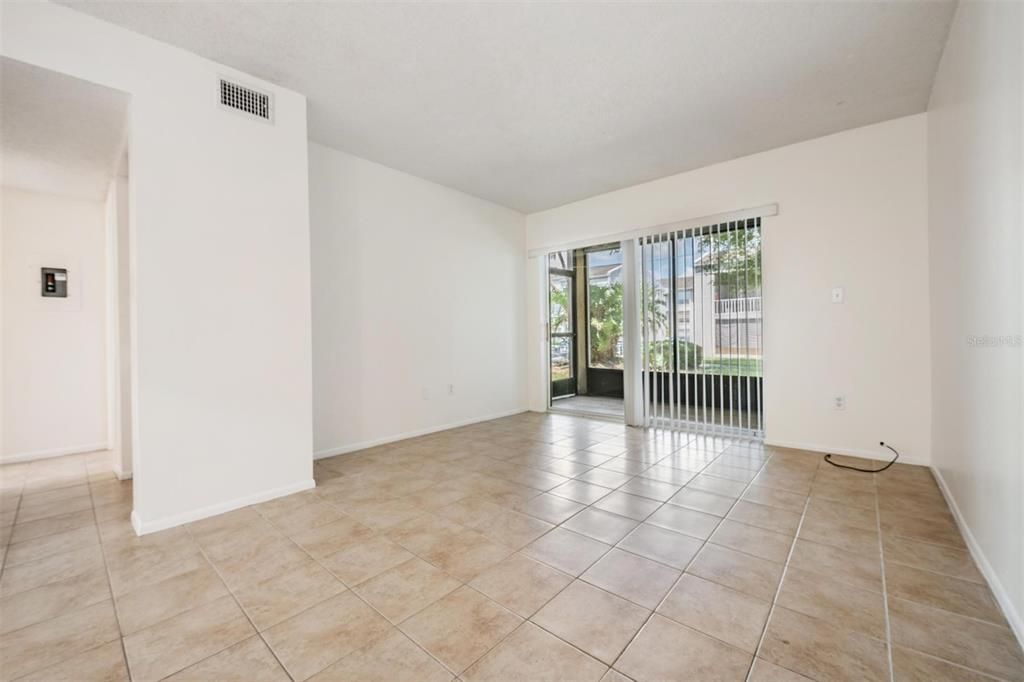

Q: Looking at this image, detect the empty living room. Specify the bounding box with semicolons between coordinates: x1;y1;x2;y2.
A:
1;1;1022;680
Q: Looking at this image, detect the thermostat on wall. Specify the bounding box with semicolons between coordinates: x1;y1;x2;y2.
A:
41;267;68;297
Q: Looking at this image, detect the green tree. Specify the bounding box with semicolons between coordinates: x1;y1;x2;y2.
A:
643;280;674;370
549;279;570;332
699;229;762;292
589;281;623;368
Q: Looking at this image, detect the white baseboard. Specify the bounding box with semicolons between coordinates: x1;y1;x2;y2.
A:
314;408;529;460
110;449;132;480
931;467;1024;649
763;438;930;467
1;442;109;465
130;478;316;536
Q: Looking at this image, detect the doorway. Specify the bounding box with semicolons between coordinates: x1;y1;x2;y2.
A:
0;57;134;476
547;245;625;418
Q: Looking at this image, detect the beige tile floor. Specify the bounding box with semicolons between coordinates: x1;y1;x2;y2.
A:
1;412;1022;681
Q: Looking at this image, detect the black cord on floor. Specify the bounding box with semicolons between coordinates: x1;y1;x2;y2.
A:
824;441;900;473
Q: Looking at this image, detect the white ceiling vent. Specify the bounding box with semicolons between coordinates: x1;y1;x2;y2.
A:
219;78;273;123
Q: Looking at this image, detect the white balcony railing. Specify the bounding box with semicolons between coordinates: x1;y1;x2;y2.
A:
715;296;762;318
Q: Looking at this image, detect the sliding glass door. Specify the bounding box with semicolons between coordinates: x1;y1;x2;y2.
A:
639;217;764;436
541;211;767;432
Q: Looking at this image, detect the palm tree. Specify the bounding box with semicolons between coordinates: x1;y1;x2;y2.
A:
588;281;623;368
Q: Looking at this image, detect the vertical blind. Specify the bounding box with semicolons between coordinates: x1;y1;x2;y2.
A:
638;217;764;436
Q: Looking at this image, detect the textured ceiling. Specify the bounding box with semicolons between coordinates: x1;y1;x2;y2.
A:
1;57;129;201
58;1;954;212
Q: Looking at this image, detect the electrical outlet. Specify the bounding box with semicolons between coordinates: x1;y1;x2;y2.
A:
833;394;846;410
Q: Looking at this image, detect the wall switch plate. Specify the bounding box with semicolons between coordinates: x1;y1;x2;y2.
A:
41;267;68;297
833;394;846;410
831;287;845;304
448;384;455;396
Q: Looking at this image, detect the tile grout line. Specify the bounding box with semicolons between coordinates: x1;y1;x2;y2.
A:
411;430;707;676
604;433;772;676
0;477;98;594
0;480;26;581
4;508;99;554
468;479;666;674
0;464;127;677
182;521;299;682
627;437;767;659
86;472;133;681
883;528;977;554
638;438;784;675
199;496;466;679
878;588;1020;628
892;644;1005;680
874;474;896;682
883;554;987;584
742;491;812;681
257;493;475;679
457;562;599;675
431;434;687;675
448;430;710;678
396;448;650;667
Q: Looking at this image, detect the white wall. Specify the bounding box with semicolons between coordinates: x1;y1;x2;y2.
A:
527;114;932;465
1;2;314;532
309;143;527;456
1;187;108;461
104;174;132;479
927;0;1023;639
